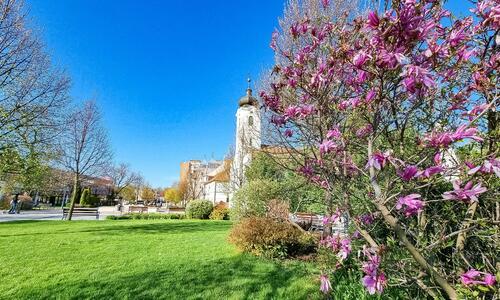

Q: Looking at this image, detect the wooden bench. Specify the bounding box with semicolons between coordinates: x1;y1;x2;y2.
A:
62;207;99;220
291;213;324;232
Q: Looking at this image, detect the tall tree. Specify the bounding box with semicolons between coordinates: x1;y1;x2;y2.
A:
0;0;69;191
59;101;112;220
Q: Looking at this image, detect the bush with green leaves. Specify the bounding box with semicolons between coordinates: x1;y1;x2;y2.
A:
185;199;213;219
231;153;325;221
79;189;99;207
209;207;229;220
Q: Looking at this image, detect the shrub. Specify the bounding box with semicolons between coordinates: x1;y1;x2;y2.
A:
228;216;317;259
106;215;132;220
79;189;99;207
106;213;186;220
185;199;213;219
209;207;230;220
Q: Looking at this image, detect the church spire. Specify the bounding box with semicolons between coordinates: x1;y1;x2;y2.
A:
239;77;257;107
246;77;252;96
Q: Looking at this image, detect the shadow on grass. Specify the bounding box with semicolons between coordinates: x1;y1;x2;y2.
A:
16;254;317;300
0;221;232;238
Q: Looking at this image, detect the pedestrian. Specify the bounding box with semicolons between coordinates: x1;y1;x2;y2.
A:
8;194;19;214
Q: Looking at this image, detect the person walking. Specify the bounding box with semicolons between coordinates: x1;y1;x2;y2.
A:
8;194;19;214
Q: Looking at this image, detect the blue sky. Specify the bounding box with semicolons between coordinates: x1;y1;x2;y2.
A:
26;1;470;188
27;1;284;187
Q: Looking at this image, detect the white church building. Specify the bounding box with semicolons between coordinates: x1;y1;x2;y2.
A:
179;80;262;206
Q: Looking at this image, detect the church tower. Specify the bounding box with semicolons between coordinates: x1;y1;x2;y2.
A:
230;79;261;192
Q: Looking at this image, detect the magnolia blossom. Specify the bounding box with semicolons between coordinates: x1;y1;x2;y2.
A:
443;181;487;203
353;50;371;68
424;125;483;148
356;124;373;138
466;158;500;177
362;273;387;295
367;11;380;28
402;65;435;94
327;126;341;139
366;151;391;170
461;269;497;286
320;274;332;294
398;165;419;181
396;194;425;217
420;165;444;178
361;247;386;295
319;140;337;155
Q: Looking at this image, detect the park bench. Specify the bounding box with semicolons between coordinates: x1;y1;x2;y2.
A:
291;213;324;232
62;207;99;220
128;205;148;213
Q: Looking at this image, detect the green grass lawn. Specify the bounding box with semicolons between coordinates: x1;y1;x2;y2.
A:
0;220;320;300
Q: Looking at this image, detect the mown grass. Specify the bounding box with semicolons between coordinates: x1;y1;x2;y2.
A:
0;220;320;299
0;220;407;299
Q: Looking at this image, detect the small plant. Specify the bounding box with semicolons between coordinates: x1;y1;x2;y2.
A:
228;216;317;259
209;207;229;220
185;199;213;219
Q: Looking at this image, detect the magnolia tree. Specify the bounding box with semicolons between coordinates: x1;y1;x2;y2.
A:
260;0;498;298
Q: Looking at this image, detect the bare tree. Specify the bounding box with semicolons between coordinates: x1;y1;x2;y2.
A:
106;163;140;200
59;101;112;220
0;0;70;155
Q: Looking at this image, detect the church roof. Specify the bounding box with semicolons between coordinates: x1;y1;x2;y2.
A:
239;88;258;107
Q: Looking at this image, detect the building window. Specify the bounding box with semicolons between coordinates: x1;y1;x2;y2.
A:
248;116;254;126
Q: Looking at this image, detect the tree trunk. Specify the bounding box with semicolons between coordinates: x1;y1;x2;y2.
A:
67;174;79;221
367;140;457;299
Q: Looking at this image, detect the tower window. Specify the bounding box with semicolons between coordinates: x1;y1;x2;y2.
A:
248;116;254;126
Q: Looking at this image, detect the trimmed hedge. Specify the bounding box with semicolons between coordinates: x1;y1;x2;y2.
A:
106;213;185;220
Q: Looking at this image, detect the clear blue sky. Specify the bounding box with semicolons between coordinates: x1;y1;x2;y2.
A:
26;1;284;187
26;1;469;188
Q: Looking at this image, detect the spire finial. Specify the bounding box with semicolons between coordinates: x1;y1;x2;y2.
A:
246;77;252;96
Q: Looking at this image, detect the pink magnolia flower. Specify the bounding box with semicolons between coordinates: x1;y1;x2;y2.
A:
484;273;497;286
362;273;387;295
443;181;487;203
365;88;376;103
420;165;444;178
321;0;330;9
299;104;315;118
359;213;375;225
424;125;483;148
402;65;435;94
356;124;373;138
396;194;425;217
327;127;341;139
366;151;391;170
461;269;497;286
284;105;301;119
320;274;332;294
398;165;419;181
353;50;371;68
338;238;352;260
467;158;500;177
270;115;286;126
367;11;380;28
319;140;337;155
284;129;293;138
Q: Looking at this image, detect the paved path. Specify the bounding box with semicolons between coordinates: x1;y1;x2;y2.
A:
0;207;120;222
